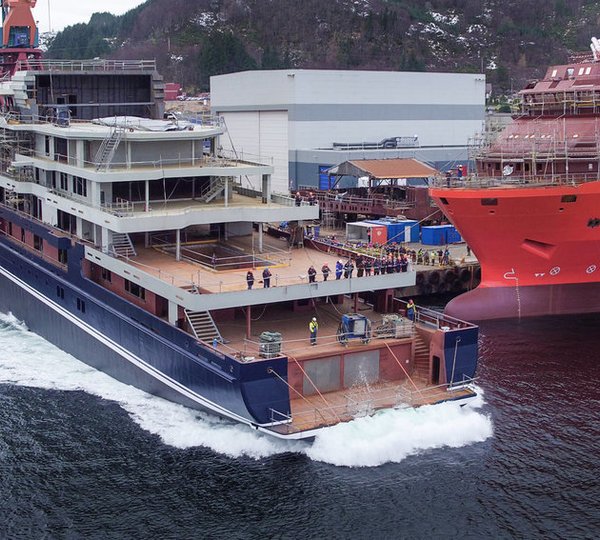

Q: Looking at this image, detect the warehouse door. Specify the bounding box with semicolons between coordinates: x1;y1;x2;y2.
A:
219;110;289;194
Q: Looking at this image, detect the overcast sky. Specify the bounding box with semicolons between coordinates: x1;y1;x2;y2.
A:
35;1;147;33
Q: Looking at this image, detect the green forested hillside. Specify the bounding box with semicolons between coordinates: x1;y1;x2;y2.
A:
45;0;600;93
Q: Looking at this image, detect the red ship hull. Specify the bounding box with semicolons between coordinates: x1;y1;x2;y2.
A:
430;181;600;320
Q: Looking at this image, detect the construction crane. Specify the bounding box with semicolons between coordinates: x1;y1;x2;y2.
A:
0;0;41;76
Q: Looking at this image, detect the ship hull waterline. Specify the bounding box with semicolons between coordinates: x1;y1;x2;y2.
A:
430;181;600;320
444;281;600;321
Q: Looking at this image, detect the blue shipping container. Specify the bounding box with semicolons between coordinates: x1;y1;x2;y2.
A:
367;219;420;243
447;226;462;243
421;225;453;245
398;220;420;243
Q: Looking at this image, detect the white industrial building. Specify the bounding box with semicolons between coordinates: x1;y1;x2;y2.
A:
211;69;486;194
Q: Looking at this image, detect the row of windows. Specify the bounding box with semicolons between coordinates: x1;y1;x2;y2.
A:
439;195;578;207
7;222;44;251
56;286;86;313
50;171;88;197
6;221;68;264
98;268;146;303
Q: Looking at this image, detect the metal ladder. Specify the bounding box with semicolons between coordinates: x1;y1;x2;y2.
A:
185;309;222;343
110;232;137;258
95;127;124;171
199;178;227;203
413;333;430;381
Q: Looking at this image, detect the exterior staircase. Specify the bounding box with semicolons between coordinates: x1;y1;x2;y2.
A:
185;309;223;343
413;333;431;382
110;232;137;258
199;178;226;203
95;127;124;171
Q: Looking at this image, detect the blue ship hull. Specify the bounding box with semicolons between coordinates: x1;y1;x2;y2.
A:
0;208;291;435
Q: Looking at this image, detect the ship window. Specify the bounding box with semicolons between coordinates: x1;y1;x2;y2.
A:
45;136;50;156
561;195;577;203
77;298;86;313
72;177;87;197
21;228;25;243
58;248;68;264
495;163;500;170
551;69;557;77
586;67;592;75
439;197;449;205
56;286;64;299
481;198;498;206
60;173;68;191
567;68;574;78
578;67;585;75
101;268;112;282
33;234;42;251
7;222;12;236
125;279;146;300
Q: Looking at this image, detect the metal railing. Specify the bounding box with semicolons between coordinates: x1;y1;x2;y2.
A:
267;376;477;434
429;172;600;189
298;190;415;210
0;110;224;132
394;298;477;330
150;236;292;271
271;193;302;206
16;58;157;72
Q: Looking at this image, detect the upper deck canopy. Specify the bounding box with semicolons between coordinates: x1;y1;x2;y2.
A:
328;158;438;180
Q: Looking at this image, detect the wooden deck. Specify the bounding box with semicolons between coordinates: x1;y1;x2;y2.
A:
130;235;350;293
217;299;402;359
266;380;476;436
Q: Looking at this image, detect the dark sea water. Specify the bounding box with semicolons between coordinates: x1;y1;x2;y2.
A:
0;311;599;539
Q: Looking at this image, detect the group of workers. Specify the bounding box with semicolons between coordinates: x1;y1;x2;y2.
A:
245;254;413;289
243;247;456;289
416;247;451;267
295;192;318;206
246;268;272;289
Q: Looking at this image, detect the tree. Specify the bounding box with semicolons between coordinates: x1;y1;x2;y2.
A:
198;32;257;90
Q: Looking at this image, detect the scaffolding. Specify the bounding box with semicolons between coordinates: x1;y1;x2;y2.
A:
470;116;600;185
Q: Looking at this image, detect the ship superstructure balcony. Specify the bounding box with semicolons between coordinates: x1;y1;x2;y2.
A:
83;237;415;313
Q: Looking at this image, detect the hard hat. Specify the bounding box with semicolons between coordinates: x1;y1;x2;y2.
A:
312;317;317;321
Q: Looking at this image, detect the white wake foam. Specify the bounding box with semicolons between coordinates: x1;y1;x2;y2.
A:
0;312;493;466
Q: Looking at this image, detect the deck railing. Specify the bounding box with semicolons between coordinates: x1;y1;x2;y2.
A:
267;376;477;434
150;236;293;272
393;298;477;330
429;172;600;189
16;58;157;72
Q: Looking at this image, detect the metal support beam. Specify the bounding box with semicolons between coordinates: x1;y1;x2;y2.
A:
168;301;178;325
176;229;181;261
258;222;263;253
262;173;271;204
246;305;251;340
